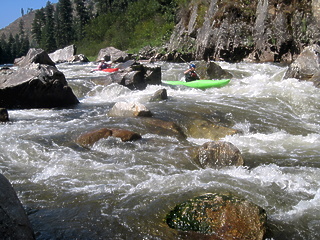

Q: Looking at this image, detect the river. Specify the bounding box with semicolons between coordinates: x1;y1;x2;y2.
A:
1;61;319;239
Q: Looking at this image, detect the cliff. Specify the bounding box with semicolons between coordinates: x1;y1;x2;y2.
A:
167;0;320;63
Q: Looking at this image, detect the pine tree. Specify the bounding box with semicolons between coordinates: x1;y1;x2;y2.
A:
32;8;46;46
0;34;9;64
94;0;114;15
74;0;90;41
17;19;30;57
8;34;15;63
55;0;74;48
41;2;56;52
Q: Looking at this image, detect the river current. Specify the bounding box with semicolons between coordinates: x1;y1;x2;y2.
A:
1;61;319;239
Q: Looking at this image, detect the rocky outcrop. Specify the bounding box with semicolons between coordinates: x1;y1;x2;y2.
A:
165;0;320;63
166;193;267;240
49;45;77;63
0;174;35;240
97;47;129;62
0;48;79;109
195;141;244;169
76;128;142;147
108;102;152;117
284;44;320;87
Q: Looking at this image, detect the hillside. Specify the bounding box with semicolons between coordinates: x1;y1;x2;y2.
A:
0;11;36;41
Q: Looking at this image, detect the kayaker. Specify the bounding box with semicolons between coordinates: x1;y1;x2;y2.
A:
91;58;112;72
184;64;200;82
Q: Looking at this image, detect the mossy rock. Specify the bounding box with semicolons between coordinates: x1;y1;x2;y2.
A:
166;193;266;240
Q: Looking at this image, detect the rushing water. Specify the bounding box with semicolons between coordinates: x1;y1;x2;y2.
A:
1;61;320;239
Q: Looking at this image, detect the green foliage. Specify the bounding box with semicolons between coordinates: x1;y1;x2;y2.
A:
78;0;176;57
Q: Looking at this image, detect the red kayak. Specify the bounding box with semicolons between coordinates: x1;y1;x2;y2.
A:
102;68;119;73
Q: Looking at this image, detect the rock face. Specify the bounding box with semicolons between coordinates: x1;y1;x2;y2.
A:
0;48;79;109
196;141;244;169
49;45;77;63
166;193;267;240
284;44;320;87
166;0;320;63
0;174;35;240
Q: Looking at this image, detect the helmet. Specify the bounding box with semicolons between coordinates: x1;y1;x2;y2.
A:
189;64;196;69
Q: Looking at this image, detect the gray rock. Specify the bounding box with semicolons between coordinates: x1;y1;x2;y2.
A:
97;46;129;62
149;89;168;102
284;44;320;87
49;45;77;63
0;48;79;109
108;102;152;117
0;174;35;240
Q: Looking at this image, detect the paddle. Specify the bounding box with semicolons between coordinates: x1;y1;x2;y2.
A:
180;57;201;80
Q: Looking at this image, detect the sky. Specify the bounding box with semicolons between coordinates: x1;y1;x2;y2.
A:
0;0;59;29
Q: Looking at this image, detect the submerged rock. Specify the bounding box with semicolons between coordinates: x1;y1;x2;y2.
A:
166;193;267;240
186;119;239;140
0;174;35;239
142;117;186;139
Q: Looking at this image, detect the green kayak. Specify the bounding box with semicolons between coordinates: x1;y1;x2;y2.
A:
163;79;230;89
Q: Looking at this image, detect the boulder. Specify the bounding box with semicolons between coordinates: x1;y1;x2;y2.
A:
18;48;55;67
49;45;77;63
108;102;152;117
91;62;161;90
97;47;129;62
195;61;233;80
149;89;168;102
0;174;35;240
69;54;90;63
0;108;9;122
0;48;79;109
196;141;244;169
284;44;320;87
166;193;267;240
76;128;141;147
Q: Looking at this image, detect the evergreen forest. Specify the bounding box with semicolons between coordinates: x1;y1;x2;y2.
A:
0;0;180;64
